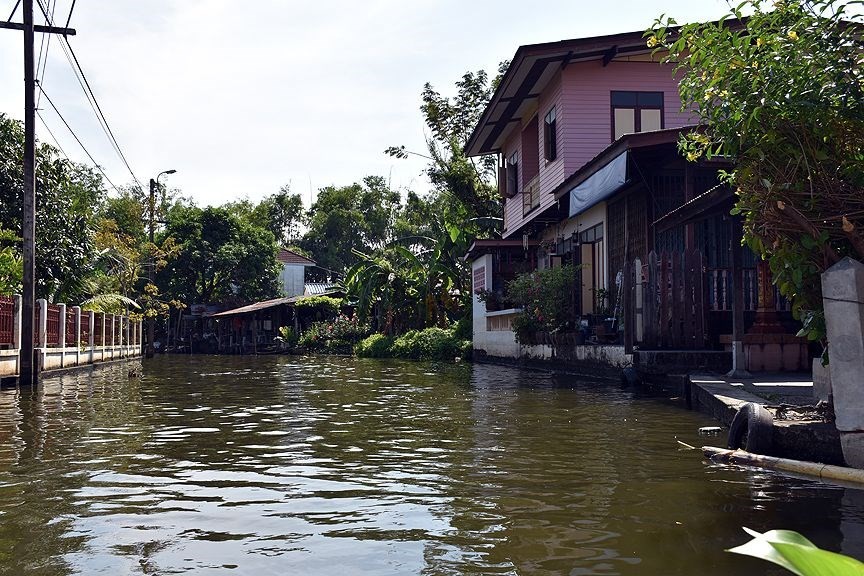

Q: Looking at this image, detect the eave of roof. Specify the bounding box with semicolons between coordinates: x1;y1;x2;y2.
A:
466;18;746;158
211;295;307;317
464;239;540;261
465;29;657;157
653;183;734;232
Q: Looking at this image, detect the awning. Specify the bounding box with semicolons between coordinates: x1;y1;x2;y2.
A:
568;151;628;217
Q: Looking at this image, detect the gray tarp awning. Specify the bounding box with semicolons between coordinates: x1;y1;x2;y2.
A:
568;150;628;217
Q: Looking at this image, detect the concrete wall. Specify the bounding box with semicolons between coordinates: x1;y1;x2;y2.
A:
280;263;307;297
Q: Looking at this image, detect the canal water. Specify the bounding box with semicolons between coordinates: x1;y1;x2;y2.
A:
0;356;862;575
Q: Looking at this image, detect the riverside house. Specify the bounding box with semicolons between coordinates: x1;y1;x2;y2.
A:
465;26;810;374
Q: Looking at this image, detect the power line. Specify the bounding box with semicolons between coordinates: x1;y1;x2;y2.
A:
36;0;143;191
38;85;121;193
36;108;70;159
7;0;20;21
34;0;55;109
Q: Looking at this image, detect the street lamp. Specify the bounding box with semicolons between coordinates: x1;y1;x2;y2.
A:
145;169;176;358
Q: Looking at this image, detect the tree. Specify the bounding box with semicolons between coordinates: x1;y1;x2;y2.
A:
301;176;400;274
0;113;104;302
649;0;864;344
387;63;508;236
156;205;280;304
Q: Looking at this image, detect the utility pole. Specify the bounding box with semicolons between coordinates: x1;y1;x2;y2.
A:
0;2;75;385
20;0;36;386
146;170;175;359
146;177;156;358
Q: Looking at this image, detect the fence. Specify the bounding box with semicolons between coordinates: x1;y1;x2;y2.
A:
0;297;141;350
632;250;707;350
0;296;13;347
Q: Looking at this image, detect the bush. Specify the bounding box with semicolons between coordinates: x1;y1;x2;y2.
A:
298;314;370;353
391;327;463;360
294;296;342;320
354;333;395;357
506;264;578;344
278;325;298;346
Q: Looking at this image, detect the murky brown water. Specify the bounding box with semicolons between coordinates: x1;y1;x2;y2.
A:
0;356;861;575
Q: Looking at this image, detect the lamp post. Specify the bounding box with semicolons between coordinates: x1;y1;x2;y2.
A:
145;169;176;358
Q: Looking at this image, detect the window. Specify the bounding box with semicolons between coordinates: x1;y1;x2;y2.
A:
611;91;663;140
544;107;557;161
506;152;519;197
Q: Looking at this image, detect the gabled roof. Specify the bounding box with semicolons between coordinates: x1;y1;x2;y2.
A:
466;19;744;158
278;247;316;266
465;28;657;157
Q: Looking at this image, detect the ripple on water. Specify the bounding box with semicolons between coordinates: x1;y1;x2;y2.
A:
0;356;858;576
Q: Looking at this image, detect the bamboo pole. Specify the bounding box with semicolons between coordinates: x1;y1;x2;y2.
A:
703;446;864;485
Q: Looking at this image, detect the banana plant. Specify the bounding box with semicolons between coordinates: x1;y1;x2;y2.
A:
729;528;864;575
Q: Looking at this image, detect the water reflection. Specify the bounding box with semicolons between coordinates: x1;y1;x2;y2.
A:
0;356;858;575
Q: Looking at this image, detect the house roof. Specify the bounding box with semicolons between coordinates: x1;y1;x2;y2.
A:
464;239;540;261
304;283;340;296
278;247;316;266
653;183;734;232
466;29;659;157
466;19;745;158
210;295;307;317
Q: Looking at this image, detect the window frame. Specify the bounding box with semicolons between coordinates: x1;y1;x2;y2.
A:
543;106;557;162
610;91;664;141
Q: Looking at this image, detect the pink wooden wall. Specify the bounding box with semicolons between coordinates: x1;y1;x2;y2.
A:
501;59;689;237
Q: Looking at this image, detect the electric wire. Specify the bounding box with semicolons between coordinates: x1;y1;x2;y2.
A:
62;0;73;29
36;0;143;191
38;85;121;193
36;109;70;159
7;0;20;21
34;0;56;109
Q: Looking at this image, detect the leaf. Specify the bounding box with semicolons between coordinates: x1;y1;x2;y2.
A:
728;528;864;576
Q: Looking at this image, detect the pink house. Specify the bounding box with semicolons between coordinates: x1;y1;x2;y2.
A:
465;26;809;373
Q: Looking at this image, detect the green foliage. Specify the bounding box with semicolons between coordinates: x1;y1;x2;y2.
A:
298;314;371;353
0;228;22;295
728;527;864;575
277;325;298;346
0;113;103;302
300;176;400;274
649;0;864;345
294;296;342;319
390;327;465;361
506;265;578;343
355;327;469;361
354;333;396;358
157;205;280;304
79;293;140;314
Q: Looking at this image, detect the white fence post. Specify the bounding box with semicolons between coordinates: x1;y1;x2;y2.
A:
12;294;21;350
37;298;47;349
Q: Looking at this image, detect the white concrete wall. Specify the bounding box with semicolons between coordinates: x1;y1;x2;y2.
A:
471;255;522;358
280;264;307;297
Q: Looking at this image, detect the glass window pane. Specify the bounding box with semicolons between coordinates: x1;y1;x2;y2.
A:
638;92;664;106
611;91;637;106
641;108;662;132
614;108;635;139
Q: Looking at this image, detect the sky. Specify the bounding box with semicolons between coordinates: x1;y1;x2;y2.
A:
0;0;731;208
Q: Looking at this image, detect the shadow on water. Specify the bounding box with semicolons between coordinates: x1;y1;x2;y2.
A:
0;355;859;575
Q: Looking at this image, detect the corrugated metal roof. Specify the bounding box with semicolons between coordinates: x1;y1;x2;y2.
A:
304;283;339;295
278;248;316;266
210;295;307;317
